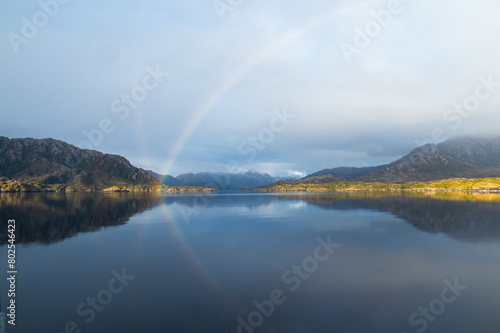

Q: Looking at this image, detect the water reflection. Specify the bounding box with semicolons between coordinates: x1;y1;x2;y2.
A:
164;192;500;241
2;192;500;333
1;192;500;244
274;194;500;242
0;192;160;244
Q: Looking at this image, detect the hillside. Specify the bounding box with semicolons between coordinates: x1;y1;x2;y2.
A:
4;135;500;191
270;136;500;187
258;174;345;188
255;178;500;193
356;136;500;182
268;166;387;188
0;136;159;189
307;165;388;180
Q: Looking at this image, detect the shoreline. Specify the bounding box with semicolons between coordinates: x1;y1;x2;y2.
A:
0;182;216;194
254;178;500;194
3;178;500;194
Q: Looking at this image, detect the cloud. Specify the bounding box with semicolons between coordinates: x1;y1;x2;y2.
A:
1;0;499;176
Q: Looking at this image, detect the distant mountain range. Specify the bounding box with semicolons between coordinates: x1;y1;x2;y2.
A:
261;174;345;186
2;136;500;190
0;136;159;188
147;170;281;190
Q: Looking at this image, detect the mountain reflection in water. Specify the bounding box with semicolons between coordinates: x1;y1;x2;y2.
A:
2;191;500;333
0;192;161;244
1;192;500;244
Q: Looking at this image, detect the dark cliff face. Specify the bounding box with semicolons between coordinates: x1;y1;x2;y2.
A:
0;136;159;186
355;136;500;183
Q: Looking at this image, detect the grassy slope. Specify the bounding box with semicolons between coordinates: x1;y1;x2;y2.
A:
4;177;500;194
256;178;500;193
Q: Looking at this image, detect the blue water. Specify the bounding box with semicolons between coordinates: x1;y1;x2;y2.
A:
1;192;500;333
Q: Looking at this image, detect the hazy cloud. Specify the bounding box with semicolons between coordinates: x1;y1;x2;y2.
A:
1;0;499;176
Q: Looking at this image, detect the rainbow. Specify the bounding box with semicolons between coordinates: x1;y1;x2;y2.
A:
155;3;380;327
160;1;374;178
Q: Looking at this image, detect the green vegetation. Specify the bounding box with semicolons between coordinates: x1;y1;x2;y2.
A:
0;181;216;193
256;178;500;193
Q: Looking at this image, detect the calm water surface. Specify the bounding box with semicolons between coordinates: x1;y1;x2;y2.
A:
1;192;500;333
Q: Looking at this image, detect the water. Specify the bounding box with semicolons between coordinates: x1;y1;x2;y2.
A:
1;192;500;333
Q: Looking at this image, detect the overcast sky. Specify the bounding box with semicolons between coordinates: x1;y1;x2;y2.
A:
1;0;500;177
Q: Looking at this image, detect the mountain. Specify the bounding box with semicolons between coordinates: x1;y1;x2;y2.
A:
174;171;280;190
307;165;388;180
260;166;387;188
258;136;500;187
146;170;182;186
0;136;160;188
147;169;283;190
356;136;500;182
257;175;345;190
4;135;500;190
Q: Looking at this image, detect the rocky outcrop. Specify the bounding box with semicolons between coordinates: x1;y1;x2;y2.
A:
0;136;160;187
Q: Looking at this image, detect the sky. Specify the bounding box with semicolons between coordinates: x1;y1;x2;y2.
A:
1;0;500;177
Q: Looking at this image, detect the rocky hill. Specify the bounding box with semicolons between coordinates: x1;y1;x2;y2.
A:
355;136;500;182
272;136;500;186
307;165;388;180
0;136;160;188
